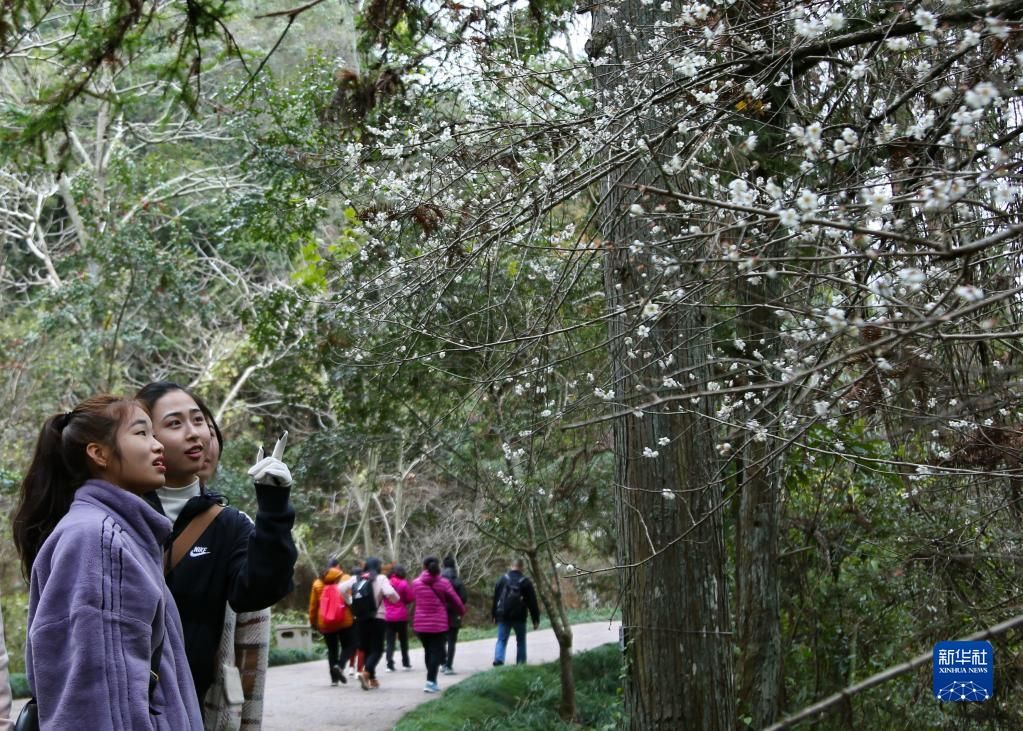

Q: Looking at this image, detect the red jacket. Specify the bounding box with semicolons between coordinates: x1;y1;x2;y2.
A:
411;571;465;634
384;576;413;622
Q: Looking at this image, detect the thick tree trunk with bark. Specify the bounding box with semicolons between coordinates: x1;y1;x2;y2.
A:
590;3;736;727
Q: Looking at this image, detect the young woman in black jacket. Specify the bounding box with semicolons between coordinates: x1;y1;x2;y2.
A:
136;381;298;709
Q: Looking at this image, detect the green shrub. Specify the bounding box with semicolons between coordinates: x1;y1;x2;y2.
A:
268;646;324;667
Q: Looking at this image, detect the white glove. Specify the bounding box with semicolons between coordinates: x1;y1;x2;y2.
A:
248;431;293;487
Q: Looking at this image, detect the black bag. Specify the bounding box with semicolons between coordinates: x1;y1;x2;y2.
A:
497;573;526;619
350;573;378;620
13;699;38;731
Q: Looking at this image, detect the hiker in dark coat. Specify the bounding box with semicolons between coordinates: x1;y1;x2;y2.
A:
491;558;540;665
440;555;469;674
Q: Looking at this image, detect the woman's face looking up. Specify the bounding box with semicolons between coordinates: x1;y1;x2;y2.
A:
149;390;207;487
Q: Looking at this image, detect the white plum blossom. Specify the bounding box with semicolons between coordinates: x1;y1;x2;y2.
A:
959;29;981;49
728;178;757;206
795;18;824;38
824;12;846;31
795;188;818;212
850;61;868;79
643;302;661;318
657;436;671;446
913;8;937;31
777;208;800;229
863;186;891;211
993;182;1018;206
824;307;847;332
814;401;830;416
931;86;955;104
954;285;985;302
629;203;645;215
661;489;676;500
898;267;927;291
886;37;912;51
642;447;660;458
965;82;999;109
674;54;707;78
908;111;935;139
987;16;1010;40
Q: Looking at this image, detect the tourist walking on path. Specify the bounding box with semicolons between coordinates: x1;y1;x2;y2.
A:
384;565;414;671
136;381;298;718
440;555;469;675
491;558;541;666
308;559;355;685
12;396;202;728
340;557;399;690
412;556;466;693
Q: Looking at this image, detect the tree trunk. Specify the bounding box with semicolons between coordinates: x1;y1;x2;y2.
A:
733;182;785;729
526;528;577;720
557;639;576;722
590;2;736;726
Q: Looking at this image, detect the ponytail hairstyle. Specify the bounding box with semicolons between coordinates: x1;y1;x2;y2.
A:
136;381;223;454
12;395;136;577
423;556;441;576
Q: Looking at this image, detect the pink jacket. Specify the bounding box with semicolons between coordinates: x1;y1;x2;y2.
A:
384;576;414;622
411;571;465;634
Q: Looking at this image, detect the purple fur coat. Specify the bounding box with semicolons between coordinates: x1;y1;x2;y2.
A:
26;480;202;729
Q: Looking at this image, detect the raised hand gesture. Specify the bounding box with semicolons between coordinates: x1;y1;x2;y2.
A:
247;431;293;487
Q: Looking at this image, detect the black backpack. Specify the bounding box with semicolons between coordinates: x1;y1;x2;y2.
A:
498;573;526;619
350;573;377;620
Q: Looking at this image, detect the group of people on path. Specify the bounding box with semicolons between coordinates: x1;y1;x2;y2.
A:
309;554;543;694
7;384;299;729
309;555;469;693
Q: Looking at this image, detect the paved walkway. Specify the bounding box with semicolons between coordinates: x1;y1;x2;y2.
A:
262;621;621;731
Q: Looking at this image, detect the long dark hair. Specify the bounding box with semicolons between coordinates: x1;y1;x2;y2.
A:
364;556;382;578
136;381;224;454
12;395;136;577
423;556;441;576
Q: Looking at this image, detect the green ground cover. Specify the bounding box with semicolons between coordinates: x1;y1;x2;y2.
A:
394;642;623;731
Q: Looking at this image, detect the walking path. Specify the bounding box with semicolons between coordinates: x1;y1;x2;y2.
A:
262;621;621;731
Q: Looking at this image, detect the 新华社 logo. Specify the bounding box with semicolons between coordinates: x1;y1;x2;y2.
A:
933;640;993;702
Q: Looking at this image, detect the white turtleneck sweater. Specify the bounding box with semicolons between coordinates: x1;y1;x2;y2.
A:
156;478;202;524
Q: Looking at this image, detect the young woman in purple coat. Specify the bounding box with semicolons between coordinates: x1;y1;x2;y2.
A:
411;556;466;693
12;395;203;730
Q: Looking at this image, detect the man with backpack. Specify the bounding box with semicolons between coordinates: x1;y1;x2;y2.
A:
491;558;541;666
339;556;399;689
